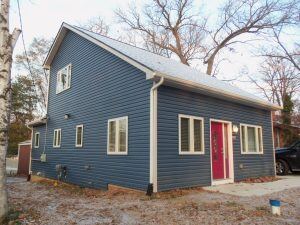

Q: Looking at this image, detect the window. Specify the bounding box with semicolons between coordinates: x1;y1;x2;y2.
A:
53;129;61;148
107;116;128;155
75;125;83;147
240;124;263;154
56;64;71;93
179;114;204;154
34;132;40;148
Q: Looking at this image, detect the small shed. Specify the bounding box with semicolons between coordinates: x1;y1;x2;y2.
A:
17;140;31;176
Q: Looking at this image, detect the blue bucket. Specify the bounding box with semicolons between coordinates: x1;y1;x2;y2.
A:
269;199;281;207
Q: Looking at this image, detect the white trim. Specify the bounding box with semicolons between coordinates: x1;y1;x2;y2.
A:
45;67;51;114
53;129;61;148
56;63;72;94
178;114;205;155
44;23;153;76
34;132;40;148
150;77;164;193
154;73;281;111
240;123;264;154
271;112;276;175
209;119;234;186
107;116;128;155
75;124;84;148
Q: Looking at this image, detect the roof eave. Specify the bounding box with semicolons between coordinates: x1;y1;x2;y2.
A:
150;73;282;111
27;118;47;127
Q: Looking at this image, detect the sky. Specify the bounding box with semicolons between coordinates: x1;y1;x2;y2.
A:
8;0;298;100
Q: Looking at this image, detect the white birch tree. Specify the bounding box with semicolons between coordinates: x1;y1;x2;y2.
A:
0;0;21;222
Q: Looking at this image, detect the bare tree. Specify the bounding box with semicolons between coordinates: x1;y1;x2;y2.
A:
250;57;300;106
0;0;21;222
15;38;51;115
115;0;207;65
263;27;300;71
81;16;110;36
203;0;299;75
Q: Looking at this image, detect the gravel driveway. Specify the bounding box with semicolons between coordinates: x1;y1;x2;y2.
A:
7;176;300;225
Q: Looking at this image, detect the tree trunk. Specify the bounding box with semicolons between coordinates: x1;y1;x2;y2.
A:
206;57;214;75
0;0;20;222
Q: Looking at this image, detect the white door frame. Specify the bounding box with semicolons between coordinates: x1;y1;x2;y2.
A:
210;119;234;185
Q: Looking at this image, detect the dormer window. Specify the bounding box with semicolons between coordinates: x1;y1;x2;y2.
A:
56;64;72;93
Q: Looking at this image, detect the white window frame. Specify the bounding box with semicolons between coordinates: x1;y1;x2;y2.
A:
178;114;205;155
56;64;72;94
34;132;40;148
53;129;61;148
75;125;83;148
240;123;263;154
107;116;128;155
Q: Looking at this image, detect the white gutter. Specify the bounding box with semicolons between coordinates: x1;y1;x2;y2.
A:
149;76;164;193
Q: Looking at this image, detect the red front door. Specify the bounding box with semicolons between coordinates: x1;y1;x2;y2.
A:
211;122;224;180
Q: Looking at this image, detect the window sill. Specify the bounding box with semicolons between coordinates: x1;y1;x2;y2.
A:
107;152;128;155
241;152;264;155
179;152;205;155
56;87;71;94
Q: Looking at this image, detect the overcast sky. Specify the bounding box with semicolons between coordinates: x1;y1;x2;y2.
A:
8;0;297;99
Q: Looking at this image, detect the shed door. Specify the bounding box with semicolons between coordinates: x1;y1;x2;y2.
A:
17;145;31;176
211;122;224;180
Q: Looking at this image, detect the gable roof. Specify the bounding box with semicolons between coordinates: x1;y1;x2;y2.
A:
44;23;281;111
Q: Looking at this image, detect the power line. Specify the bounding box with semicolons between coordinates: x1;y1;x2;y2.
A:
16;0;35;87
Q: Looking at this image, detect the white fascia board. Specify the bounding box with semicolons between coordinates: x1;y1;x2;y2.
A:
150;73;282;111
43;23;154;76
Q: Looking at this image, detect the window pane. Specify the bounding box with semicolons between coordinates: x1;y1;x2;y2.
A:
194;119;203;152
58;130;61;146
119;119;127;152
76;126;83;146
180;117;189;152
67;65;71;88
35;133;39;147
241;126;246;152
258;127;262;152
61;67;68;89
54;131;57;146
247;127;256;152
109;121;116;152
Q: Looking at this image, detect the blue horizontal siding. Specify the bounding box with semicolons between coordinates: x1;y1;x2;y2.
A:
31;30;152;191
157;85;274;191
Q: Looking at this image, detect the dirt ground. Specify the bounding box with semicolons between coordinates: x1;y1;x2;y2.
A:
6;176;300;225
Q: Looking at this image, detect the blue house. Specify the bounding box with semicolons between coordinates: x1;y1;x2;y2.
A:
29;23;281;193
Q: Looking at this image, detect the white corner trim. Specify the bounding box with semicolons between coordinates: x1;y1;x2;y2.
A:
178;114;205;155
270;112;276;175
107;116;128;155
150;77;164;193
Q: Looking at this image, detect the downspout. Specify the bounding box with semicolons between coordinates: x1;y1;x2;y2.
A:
149;76;164;195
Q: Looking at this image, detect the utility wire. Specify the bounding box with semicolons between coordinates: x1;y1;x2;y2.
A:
16;0;36;87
